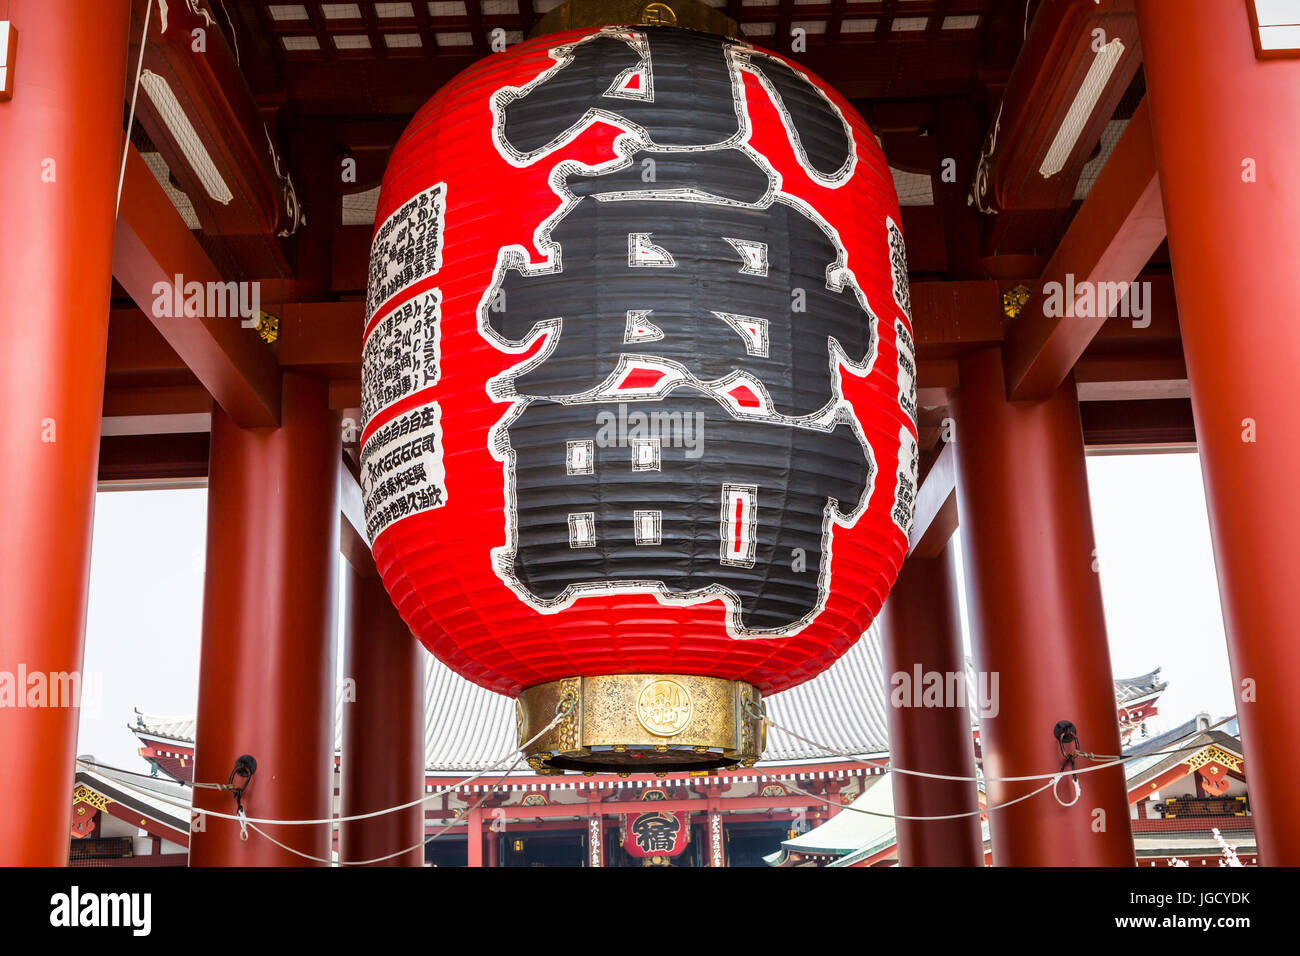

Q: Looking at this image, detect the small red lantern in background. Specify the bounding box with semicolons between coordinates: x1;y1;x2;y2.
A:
622;812;691;865
362;10;915;772
619;787;691;865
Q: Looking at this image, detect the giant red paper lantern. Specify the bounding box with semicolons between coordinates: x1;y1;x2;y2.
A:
362;18;916;772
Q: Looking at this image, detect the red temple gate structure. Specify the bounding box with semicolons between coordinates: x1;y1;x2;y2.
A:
2;0;1299;867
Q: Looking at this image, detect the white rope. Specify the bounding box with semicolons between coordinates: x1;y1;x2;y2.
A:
760;708;1224;825
1052;773;1082;807
117;0;153;213
759;712;1236;785
248;748;531;866
98;700;1231;856
89;708;566;827
765;769;1056;822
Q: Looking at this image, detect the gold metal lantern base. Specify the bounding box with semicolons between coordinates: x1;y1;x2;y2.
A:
516;674;764;774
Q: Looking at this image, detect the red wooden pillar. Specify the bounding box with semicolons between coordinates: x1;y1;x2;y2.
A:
880;539;984;866
825;780;843;819
189;373;340;866
466;807;484;867
339;566;425;866
952;349;1133;866
0;0;131;866
1136;0;1300;866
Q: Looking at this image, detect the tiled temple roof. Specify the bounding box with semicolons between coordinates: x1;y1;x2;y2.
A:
1114;668;1170;704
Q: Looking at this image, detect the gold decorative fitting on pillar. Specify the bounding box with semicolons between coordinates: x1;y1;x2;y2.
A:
1002;283;1031;319
530;0;744;40
516;674;765;772
254;311;279;345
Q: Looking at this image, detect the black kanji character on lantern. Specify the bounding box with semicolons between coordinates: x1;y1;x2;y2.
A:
495;26;852;182
483;26;878;634
567;144;774;206
497;393;869;634
484;194;875;421
631;813;681;854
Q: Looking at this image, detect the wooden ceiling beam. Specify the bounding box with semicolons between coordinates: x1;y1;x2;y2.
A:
776;0;795;56
274;31;984;112
908;438;957;558
825;0;847;43
364;0;387;56
412;0;439;54
307;0;338;61
96;432;211;484
131;0;296;259
339;453;376;577
969;0;1141;218
106;308;189;373
93;437;380;577
101;385;213;436
1074;355;1188;402
904;394;1198;558
113;146;283;427
467;0;492;57
1002;98;1167;400
105;275;1185;398
1080;398;1196;448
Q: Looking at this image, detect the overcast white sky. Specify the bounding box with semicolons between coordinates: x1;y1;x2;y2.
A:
75;451;1237;768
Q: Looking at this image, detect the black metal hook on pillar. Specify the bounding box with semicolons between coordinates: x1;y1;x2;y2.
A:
1053;720;1080;771
226;754;257;819
1052;720;1082;806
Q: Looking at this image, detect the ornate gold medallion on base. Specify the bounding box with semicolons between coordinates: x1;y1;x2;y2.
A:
516;674;764;774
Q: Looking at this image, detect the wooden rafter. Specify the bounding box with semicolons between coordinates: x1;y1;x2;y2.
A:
113;147;283;428
1003;98;1167;400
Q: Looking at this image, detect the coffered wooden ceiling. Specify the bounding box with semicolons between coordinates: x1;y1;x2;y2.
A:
224;0;1011;114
